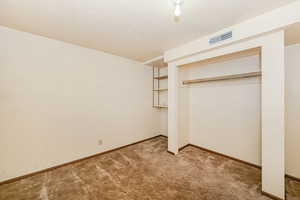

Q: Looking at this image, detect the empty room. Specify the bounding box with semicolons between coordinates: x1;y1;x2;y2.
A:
1;1;300;200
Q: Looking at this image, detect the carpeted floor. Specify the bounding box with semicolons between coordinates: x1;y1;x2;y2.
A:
0;136;299;200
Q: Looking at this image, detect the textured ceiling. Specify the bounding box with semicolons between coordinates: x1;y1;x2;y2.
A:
0;0;297;62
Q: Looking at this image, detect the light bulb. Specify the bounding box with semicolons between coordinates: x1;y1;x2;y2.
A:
174;4;181;17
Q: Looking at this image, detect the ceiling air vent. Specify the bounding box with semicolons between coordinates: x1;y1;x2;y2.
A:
209;31;232;45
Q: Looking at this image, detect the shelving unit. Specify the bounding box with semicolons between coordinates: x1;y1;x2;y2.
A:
153;89;168;92
153;105;168;108
153;65;168;109
182;72;261;85
154;75;168;80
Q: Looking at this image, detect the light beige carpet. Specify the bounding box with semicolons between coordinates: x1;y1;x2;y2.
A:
0;136;299;200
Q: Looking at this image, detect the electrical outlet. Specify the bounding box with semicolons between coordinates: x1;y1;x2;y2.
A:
98;139;103;146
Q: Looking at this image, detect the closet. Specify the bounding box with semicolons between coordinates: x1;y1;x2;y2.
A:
178;47;262;165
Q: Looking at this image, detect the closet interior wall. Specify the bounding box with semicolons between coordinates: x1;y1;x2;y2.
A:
179;53;262;165
155;67;168;136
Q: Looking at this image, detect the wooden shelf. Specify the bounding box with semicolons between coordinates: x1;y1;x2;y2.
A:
153;89;168;92
154;75;168;80
182;72;261;85
153;105;168;109
152;66;168;109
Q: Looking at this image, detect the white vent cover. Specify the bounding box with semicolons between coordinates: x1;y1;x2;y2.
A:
209;31;232;45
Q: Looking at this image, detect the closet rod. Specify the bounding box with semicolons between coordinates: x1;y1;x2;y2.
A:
182;72;261;85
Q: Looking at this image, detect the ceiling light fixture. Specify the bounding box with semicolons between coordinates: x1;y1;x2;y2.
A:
173;0;183;17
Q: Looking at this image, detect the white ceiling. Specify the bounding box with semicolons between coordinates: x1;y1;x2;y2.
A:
0;0;298;62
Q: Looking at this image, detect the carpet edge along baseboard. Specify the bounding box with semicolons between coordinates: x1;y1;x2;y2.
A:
0;134;165;185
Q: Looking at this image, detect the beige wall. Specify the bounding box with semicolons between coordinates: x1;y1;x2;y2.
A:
159;110;168;136
0;26;160;182
154;67;168;136
285;44;300;179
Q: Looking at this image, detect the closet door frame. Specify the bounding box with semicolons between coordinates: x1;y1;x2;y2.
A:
167;30;285;200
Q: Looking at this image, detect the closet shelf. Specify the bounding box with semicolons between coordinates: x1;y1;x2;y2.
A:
182;72;261;85
153;89;168;92
153;105;168;109
154;75;168;80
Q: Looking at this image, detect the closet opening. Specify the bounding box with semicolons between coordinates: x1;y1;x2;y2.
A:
177;47;262;167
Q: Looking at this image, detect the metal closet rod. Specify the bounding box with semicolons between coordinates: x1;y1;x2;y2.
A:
182;71;262;85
